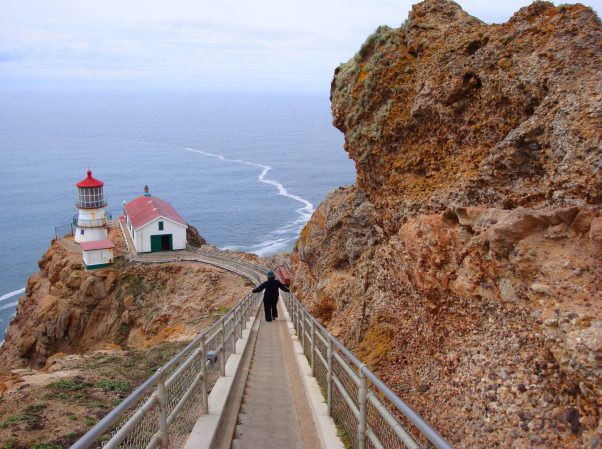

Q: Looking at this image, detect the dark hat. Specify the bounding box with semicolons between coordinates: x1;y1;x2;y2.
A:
267;271;275;278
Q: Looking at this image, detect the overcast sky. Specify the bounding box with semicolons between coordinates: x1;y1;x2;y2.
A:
1;0;600;92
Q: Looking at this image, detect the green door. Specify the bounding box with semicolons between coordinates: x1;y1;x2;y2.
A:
161;234;173;251
150;235;162;252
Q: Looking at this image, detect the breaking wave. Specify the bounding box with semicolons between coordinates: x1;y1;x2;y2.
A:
182;147;314;256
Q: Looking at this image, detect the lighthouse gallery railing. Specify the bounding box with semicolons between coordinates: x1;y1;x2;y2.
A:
70;254;453;449
73;212;113;228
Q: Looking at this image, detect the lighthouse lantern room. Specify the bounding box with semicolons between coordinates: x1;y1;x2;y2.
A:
74;170;109;243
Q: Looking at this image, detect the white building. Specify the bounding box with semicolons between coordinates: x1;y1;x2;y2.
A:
73;170;110;243
81;239;115;270
123;186;188;253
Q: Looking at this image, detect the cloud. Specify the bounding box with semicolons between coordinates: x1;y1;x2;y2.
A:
0;0;600;90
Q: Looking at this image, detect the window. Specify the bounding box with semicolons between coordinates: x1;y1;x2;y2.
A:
158;221;164;231
80;229;84;235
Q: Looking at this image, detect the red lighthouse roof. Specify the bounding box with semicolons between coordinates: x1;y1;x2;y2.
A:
76;170;104;188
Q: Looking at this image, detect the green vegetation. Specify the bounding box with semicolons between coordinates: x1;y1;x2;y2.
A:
336;425;353;449
47;379;86;391
84;416;97;427
95;380;131;393
0;414;39;430
121;274;164;298
1;438;17;449
211;306;231;317
30;444;62;449
0;404;47;429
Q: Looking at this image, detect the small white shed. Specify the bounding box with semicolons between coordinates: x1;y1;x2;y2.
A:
80;239;115;270
123;191;188;253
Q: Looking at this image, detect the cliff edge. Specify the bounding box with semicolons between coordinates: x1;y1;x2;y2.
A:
293;1;601;448
0;231;257;448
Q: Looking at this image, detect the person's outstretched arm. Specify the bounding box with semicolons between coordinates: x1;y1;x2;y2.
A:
277;280;290;293
252;281;268;293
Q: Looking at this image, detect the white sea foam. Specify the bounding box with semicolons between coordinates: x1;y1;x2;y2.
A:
0;301;18;312
0;288;24;303
183;147;315;255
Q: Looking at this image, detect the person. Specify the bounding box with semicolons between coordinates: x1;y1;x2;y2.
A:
252;271;289;322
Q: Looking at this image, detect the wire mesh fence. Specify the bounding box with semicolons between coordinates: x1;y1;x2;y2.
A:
282;291;453;449
71;257;266;449
72;255;452;449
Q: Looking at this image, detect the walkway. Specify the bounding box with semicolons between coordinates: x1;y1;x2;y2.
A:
230;302;322;449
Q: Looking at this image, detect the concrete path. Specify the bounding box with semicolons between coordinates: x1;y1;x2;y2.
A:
230;301;323;449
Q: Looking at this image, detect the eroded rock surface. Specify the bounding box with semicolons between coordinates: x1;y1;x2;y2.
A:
293;1;601;448
0;242;254;369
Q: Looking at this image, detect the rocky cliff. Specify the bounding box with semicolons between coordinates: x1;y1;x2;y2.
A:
0;230;258;448
0;240;253;369
293;1;601;448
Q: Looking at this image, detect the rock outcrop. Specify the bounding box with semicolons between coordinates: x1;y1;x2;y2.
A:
0;241;253;369
293;1;601;448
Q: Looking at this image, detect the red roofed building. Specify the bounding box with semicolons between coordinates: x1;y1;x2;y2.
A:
80;239;115;270
123;186;188;253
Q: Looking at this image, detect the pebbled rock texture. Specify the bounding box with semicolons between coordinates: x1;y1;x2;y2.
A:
293;1;601;448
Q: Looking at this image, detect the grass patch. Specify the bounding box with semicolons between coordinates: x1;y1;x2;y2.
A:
25;403;47;414
95;380;131;393
211;306;231;317
336;425;353;449
84;416;97;427
30;444;62;449
47;379;86;391
0;404;50;430
0;438;17;449
0;413;39;430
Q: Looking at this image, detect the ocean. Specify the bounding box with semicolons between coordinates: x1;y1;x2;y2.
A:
0;89;356;339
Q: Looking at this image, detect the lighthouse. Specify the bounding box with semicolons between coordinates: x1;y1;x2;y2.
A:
73;170;109;243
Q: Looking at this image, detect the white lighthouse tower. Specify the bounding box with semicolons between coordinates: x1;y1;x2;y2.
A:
73;170;109;243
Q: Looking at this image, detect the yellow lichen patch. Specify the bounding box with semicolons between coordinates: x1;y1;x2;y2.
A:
299;210;326;247
357;64;368;84
355;324;393;369
143;325;184;347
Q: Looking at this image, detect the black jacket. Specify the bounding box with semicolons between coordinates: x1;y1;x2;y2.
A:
252;278;289;302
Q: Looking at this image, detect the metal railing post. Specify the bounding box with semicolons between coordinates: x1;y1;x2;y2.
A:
157;371;169;449
200;334;209;414
220;321;226;376
300;310;305;351
327;339;333;416
293;301;298;333
310;321;316;376
358;365;368;449
230;317;237;353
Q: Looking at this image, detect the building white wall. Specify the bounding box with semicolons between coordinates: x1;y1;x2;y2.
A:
83;248;114;268
75;226;108;243
77;207;106;222
74;206;108;243
133;217;187;253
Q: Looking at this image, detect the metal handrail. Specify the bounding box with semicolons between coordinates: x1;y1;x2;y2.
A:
71;250;452;449
71;257;266;449
73;212;113;228
283;290;454;449
76;199;107;209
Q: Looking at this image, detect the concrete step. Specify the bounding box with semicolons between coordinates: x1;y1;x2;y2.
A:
234;423;302;440
230;438;304;449
237;412;299;426
239;402;296;415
